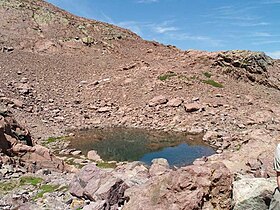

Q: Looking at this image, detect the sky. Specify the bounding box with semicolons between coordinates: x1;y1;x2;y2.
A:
46;0;280;58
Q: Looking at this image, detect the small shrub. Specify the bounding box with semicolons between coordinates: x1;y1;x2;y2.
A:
20;176;43;186
203;79;224;88
34;184;60;200
203;72;212;78
43;136;66;145
158;71;177;81
96;161;117;168
0;181;18;192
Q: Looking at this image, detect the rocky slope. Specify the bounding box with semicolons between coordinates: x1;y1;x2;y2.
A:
1;0;280;209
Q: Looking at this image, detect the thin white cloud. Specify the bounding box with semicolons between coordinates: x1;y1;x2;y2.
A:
117;21;143;36
233;22;270;27
253;32;273;37
261;0;280;4
266;51;280;59
167;33;223;47
252;40;280;45
137;0;158;3
154;26;178;34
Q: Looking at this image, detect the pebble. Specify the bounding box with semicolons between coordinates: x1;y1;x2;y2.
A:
71;150;82;155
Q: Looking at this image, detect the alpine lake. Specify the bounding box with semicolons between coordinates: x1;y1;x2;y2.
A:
68;127;215;167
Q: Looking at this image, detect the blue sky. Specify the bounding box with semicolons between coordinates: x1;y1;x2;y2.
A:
46;0;280;58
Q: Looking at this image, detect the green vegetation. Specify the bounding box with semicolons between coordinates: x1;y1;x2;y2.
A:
203;72;212;78
0;180;18;192
96;161;117;169
43;136;67;145
158;71;177;81
203;79;224;88
0;176;43;193
20;176;43;186
34;184;60;200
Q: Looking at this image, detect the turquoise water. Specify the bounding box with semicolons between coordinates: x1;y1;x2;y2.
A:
68;127;215;167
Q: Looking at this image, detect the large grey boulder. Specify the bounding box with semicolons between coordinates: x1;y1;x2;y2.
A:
233;177;276;210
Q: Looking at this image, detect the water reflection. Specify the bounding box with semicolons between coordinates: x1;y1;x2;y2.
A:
68;127;215;167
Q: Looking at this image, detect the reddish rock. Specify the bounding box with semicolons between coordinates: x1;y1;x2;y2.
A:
166;98;183;107
97;107;111;113
123;162;232;210
184;103;204;112
87;150;102;161
148;95;168;107
70;164;129;207
149;158;170;176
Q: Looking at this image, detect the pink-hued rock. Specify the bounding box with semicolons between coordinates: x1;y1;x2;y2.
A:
70;164;129;206
166;98;183;107
149;158;170;176
148;95;168;107
184;103;204;112
123;162;232;210
87;150;102;161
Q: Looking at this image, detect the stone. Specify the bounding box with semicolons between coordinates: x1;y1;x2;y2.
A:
97;107;111;113
233;177;276;210
123;162;232;210
20;77;28;83
166;98;183;107
83;200;107;210
69;164;129;207
17;84;31;94
149;158;170;176
203;131;218;141
10;99;24;108
87;150;102;161
71;150;82;156
148;95;168;107
184;103;203;112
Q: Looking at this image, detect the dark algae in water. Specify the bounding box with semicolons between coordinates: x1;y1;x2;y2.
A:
68;127;215;167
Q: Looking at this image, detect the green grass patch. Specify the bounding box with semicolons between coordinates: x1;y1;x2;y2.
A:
158;71;177;81
96;161;117;169
20;176;43;186
203;72;212;78
203;79;224;88
0;180;18;192
34;184;60;200
43;136;67;145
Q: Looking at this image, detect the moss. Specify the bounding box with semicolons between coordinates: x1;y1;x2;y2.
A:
96;161;117;169
0;180;18;192
203;79;224;88
203;72;212;78
20;176;43;186
34;184;60;200
158;71;177;81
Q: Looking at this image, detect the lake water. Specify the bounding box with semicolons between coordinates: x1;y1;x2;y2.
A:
68;127;215;167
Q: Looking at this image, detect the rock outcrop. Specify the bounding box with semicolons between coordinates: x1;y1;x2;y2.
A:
124;161;232;210
70;160;232;210
214;50;279;89
0;110;65;173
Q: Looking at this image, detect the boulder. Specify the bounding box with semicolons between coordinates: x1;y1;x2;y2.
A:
123;162;232;210
87;150;102;161
148;95;168;107
233;177;276;210
166;98;183;107
149;158;170;176
70;164;129;207
184;103;203;112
